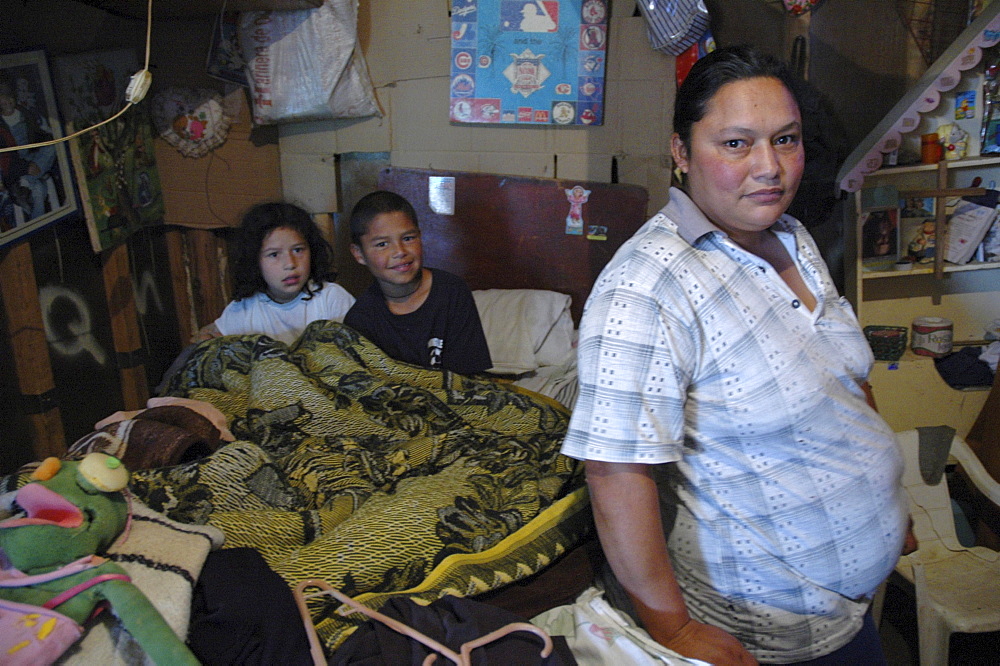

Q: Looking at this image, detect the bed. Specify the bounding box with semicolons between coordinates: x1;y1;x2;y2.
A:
1;167;650;659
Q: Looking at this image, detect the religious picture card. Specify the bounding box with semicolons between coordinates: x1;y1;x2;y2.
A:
0;49;78;247
449;0;608;125
53;48;164;253
899;195;936;263
861;208;900;262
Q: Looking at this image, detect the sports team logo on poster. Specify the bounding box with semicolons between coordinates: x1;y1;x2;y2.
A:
450;0;607;125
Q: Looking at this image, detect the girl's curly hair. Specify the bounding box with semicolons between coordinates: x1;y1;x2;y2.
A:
230;202;335;301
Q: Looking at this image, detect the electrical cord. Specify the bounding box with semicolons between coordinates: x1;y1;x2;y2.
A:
0;0;153;155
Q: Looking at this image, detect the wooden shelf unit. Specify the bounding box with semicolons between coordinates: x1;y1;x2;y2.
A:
835;6;1000;434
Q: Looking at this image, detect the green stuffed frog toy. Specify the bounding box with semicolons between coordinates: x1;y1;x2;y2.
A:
0;452;200;665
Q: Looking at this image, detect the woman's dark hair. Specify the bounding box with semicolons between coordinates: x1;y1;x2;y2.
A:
349;190;418;245
230;202;335;301
673;44;800;148
0;75;14;99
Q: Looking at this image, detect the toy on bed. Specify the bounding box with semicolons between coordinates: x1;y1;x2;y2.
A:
0;453;200;666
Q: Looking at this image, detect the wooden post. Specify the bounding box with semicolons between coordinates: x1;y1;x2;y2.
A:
0;242;65;460
166;227;195;346
101;243;149;410
899;175;986;305
934;161;948;285
185;228;228;330
313;213;335;249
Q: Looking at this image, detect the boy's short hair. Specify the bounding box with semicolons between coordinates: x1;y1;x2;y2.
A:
349;191;418;245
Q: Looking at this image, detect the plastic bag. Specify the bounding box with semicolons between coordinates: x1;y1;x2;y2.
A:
239;0;380;125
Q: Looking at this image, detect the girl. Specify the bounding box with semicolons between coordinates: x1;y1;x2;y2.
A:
195;202;355;345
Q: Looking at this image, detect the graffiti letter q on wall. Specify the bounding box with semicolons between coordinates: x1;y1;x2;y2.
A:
38;285;107;365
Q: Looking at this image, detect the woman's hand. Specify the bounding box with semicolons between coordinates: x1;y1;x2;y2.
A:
654;618;758;665
586;461;758;665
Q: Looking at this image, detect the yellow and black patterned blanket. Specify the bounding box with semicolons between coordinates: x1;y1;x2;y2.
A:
136;321;585;649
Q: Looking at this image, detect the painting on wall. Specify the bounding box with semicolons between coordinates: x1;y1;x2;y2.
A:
449;0;608;125
0;49;78;247
861;208;900;263
207;11;248;86
53;48;164;253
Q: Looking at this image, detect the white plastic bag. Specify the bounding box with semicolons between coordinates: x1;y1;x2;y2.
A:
239;0;380;125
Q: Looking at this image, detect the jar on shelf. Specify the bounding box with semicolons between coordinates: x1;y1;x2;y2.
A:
921;133;943;164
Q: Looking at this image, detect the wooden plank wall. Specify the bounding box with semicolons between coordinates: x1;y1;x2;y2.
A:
0;110;280;475
1;3;281;473
0;243;65;461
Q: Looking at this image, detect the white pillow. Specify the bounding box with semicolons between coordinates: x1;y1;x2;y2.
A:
473;289;573;374
534;306;575;367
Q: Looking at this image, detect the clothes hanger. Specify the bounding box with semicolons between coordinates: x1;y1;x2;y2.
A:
293;578;554;666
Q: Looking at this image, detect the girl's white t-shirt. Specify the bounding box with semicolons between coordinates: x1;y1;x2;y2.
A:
214;281;355;345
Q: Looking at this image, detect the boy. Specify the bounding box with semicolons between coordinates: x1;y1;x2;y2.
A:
345;190;492;375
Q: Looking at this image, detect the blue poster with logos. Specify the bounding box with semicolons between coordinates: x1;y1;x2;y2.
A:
450;0;608;125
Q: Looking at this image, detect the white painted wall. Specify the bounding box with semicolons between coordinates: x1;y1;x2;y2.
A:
278;0;676;216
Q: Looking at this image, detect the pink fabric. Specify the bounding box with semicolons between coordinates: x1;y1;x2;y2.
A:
43;573;132;610
0;556;101;588
0;598;83;665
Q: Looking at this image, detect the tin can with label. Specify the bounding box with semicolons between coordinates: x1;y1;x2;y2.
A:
911;317;953;357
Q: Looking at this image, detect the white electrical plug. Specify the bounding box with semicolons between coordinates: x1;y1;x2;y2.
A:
125;70;152;104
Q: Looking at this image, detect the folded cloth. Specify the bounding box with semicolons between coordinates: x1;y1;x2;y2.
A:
76;403;231;472
188;548;313;666
934;346;995;389
532;587;707;665
980;341;1000;373
61;498;224;665
95;396;235;444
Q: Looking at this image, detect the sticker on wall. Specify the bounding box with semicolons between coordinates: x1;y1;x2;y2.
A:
955;90;976;120
429;176;456;215
564;184;590;235
449;0;607;125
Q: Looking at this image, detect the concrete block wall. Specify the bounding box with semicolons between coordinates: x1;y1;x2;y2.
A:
277;0;676;217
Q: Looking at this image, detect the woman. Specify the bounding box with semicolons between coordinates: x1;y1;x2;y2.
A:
561;45;910;664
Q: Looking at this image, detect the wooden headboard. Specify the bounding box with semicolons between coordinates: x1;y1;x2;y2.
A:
377;167;649;325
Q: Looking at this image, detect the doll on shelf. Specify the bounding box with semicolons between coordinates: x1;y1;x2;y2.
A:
907;219;937;261
937;123;969;160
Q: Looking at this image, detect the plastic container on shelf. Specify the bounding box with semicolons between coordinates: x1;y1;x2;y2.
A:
864;325;909;361
912;317;954;357
921;133;943;164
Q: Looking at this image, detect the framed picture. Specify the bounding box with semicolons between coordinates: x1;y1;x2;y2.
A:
899;195;937;262
0;49;78;247
53;49;164;252
861;208;900;260
207;11;248;86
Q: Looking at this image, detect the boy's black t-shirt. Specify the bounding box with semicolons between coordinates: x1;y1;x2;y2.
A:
344;268;492;374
